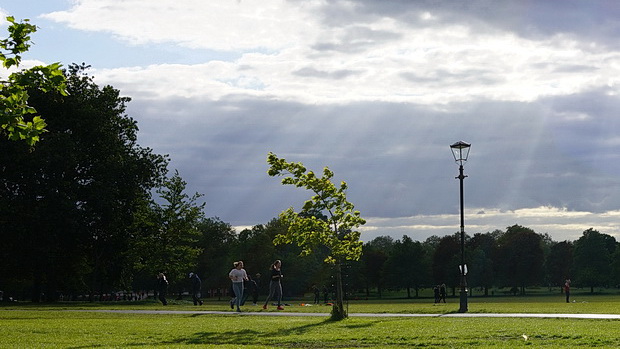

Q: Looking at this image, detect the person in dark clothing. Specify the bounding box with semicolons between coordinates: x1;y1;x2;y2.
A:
229;283;235;309
440;284;447;303
189;272;203;306
263;260;284;310
312;284;320;304
252;273;261;305
433;285;440;304
564;279;571;303
242;276;258;306
157;273;168;305
241;277;252;306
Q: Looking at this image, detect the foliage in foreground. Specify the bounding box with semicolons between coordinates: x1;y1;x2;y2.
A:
1;16;67;145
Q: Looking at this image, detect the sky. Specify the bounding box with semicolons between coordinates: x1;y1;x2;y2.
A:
3;0;620;243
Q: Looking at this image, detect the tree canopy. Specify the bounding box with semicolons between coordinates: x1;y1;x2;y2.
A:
0;64;167;301
573;228;616;292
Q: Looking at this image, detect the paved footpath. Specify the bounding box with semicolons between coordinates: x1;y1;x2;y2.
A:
63;309;620;319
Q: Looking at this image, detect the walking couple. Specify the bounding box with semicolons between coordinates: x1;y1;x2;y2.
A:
229;259;285;312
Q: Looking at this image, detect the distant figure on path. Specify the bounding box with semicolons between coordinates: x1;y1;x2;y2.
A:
263;260;284;310
440;284;447;303
433;285;440;304
157;273;168;305
312;284;320;304
251;273;261;305
242;276;257;306
189;272;203;306
564;279;571;303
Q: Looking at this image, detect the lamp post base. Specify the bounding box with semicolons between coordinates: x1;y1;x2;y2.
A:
458;288;468;313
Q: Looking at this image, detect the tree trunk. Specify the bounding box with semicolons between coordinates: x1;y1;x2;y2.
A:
331;262;347;320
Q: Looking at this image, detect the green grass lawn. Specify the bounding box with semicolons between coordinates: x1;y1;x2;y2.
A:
2;292;620;348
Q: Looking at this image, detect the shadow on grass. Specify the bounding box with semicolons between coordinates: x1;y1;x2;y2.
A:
163;317;383;347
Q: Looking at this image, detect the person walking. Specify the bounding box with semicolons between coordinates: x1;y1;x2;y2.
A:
312;284;320;304
157;272;168;306
229;261;248;312
241;277;252;306
263;260;284;310
189;272;203;306
251;273;261;305
564;279;571;303
433;285;440;304
440;284;447;303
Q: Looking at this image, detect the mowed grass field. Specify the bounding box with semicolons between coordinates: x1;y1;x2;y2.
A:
2;292;620;348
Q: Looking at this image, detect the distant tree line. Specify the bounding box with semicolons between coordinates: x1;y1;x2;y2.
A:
361;225;620;298
2;65;619;302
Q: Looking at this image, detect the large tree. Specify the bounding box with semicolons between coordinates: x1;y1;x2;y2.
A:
0;64;167;301
573;228;615;293
266;152;366;320
1;16;66;145
194;216;238;298
495;225;544;294
384;235;429;298
432;234;461;294
130;170;204;292
361;236;394;298
545;240;573;291
467;232;497;296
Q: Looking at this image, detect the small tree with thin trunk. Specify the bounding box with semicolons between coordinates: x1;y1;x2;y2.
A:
267;152;365;320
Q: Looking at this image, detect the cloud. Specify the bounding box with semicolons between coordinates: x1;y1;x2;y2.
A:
44;1;620;107
42;0;320;51
122;86;620;240
360;206;620;243
24;1;620;243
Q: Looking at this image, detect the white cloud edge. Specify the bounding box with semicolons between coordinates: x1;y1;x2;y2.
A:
233;206;620;243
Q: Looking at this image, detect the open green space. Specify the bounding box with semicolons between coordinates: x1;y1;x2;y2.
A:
2;293;620;348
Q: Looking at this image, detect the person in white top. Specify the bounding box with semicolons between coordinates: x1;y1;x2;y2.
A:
229;261;248;312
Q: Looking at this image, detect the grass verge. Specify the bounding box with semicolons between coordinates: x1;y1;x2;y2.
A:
1;310;619;348
2;294;620;348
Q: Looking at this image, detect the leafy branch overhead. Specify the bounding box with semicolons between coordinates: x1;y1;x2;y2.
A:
1;16;67;146
267;152;366;264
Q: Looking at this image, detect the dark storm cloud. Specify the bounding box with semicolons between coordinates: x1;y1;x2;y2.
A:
314;0;620;49
127;83;620;230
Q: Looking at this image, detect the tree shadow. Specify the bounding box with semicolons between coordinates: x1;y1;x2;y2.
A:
160;317;382;346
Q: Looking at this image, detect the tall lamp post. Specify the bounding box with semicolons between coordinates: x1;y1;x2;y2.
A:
450;141;470;313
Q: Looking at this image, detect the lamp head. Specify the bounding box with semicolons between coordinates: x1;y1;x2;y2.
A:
450;141;471;166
